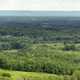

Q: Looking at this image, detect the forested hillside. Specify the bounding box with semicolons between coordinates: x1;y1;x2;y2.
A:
0;16;80;43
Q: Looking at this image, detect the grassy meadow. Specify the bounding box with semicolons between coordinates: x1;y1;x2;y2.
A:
0;69;64;80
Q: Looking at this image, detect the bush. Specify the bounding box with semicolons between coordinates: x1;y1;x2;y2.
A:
71;71;80;80
1;73;11;78
63;43;76;51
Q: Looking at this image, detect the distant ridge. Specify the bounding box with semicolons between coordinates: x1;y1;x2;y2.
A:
0;11;80;17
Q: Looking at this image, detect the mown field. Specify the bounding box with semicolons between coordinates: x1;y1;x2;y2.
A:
0;69;80;80
0;69;64;80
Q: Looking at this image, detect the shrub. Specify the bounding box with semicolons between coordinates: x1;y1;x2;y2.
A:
1;72;11;78
63;44;76;51
71;71;80;80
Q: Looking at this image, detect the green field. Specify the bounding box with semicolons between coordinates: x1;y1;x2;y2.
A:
0;69;64;80
0;69;80;80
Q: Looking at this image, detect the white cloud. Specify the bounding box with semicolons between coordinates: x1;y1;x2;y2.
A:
0;0;80;10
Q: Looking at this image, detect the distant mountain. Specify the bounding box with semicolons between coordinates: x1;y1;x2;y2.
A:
0;11;80;17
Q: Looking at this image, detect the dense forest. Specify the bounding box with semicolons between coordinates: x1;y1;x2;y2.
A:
0;16;80;42
0;16;80;80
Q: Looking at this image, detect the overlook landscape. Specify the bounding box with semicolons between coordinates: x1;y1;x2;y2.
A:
0;11;79;80
0;0;80;80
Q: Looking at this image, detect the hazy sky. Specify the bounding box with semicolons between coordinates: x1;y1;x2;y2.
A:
0;0;80;10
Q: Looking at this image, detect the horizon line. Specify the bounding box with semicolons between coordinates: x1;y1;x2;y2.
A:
0;10;80;12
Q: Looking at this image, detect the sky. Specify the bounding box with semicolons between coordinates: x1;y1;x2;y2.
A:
0;0;80;11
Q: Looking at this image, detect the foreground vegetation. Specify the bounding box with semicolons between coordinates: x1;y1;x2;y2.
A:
0;69;64;80
0;43;80;75
0;69;80;80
